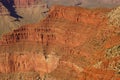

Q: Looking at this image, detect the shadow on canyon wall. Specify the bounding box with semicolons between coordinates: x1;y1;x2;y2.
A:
0;0;23;21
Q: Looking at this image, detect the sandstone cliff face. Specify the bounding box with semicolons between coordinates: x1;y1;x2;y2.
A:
0;6;120;80
49;5;110;25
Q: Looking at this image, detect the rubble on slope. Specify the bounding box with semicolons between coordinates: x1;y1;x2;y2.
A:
107;6;120;27
106;45;120;58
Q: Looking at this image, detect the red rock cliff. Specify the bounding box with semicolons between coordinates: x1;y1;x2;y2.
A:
0;6;120;80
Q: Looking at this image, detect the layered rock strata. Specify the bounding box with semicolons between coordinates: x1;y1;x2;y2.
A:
0;5;120;80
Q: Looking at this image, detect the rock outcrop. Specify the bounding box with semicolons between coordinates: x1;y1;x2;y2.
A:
0;5;120;80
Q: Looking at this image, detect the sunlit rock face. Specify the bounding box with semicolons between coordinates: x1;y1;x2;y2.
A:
0;5;120;79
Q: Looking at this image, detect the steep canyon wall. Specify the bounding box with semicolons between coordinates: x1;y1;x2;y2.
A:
0;6;120;80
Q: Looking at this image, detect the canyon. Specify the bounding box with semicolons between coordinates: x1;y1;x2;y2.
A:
0;0;49;38
1;0;120;38
0;5;120;80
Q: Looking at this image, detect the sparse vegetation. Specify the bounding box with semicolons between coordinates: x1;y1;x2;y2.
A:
106;45;120;58
107;6;120;27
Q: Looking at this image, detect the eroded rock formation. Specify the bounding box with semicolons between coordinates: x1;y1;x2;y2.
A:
0;5;120;80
